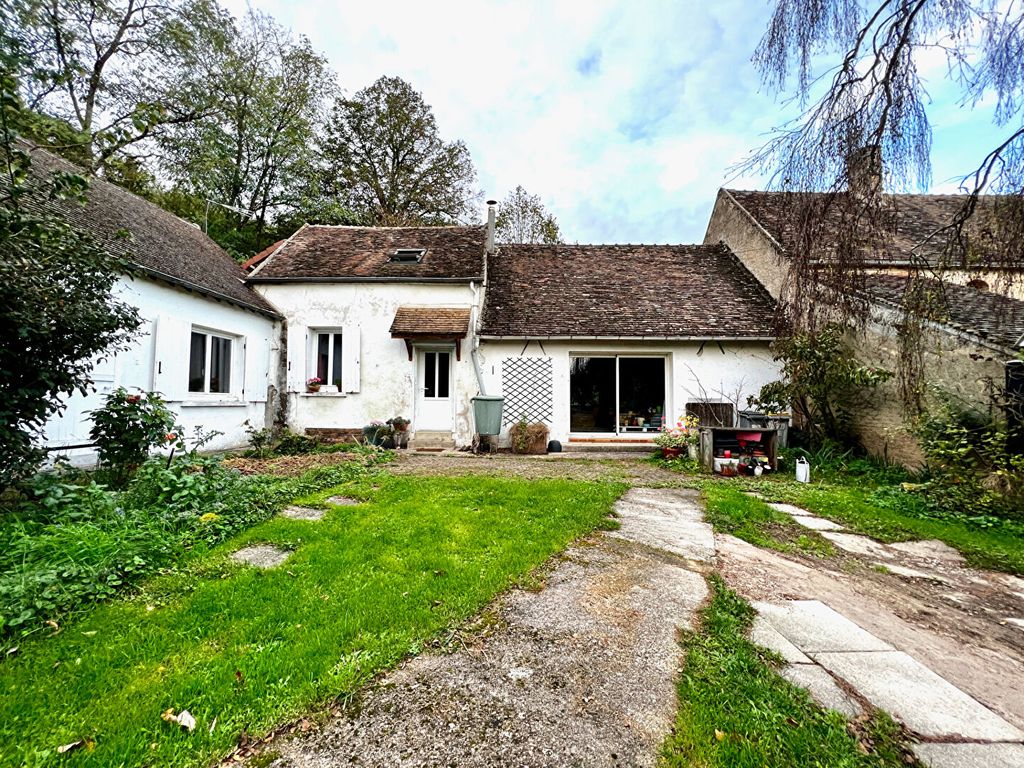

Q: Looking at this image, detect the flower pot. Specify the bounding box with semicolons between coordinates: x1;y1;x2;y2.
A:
306;385;321;393
662;447;682;459
687;444;698;460
395;430;410;449
362;425;384;446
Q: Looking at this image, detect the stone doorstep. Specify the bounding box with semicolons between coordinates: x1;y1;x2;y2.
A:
811;650;1024;742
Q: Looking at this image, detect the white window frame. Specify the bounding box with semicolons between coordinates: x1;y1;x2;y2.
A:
188;326;240;397
310;328;345;391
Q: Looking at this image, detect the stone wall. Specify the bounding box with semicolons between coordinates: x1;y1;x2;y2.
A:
703;190;789;300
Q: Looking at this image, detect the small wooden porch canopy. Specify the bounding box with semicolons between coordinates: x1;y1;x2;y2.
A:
389;306;472;361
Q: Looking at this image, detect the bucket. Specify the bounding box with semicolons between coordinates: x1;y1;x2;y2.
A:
795;456;811;483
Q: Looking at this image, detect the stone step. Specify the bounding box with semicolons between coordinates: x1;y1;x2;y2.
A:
564;440;655;453
409;431;455;451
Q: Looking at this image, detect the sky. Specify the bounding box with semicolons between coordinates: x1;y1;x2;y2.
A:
221;0;1005;244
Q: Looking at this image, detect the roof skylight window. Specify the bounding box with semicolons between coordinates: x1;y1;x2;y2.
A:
389;248;426;263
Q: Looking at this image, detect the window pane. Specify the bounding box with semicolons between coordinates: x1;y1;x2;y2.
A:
188;332;206;393
331;333;343;389
316;333;329;384
437;352;450;398
569;357;615;432
424;352;436;398
210;336;231;393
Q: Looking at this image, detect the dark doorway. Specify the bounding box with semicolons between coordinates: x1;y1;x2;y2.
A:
569;356;666;434
570;357;615;432
618;357;666;432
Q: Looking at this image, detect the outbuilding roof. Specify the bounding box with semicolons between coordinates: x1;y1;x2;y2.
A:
247;224;486;282
14;143;279;317
722;189;1014;267
390;307;472;338
863;274;1024;353
479;243;777;339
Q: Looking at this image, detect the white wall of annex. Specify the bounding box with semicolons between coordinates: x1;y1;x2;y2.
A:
43;275;281;465
477;339;780;444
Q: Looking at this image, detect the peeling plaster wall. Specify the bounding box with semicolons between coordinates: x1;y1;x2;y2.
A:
255;282;480;444
477;339;780;445
44;276;281;466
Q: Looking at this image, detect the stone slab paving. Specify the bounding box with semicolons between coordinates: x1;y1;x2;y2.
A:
876;562;952;584
609;488;715;563
326;495;361;506
281;505;326;521
913;742;1024;768
767;502;814;517
266;487;713;768
753;600;893;652
748;616;812;663
790;515;845;532
819;531;896;559
888;539;967;565
231;545;290;568
780;663;862;718
812;650;1024;741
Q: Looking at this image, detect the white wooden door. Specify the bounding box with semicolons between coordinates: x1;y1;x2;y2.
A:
416;348;453;431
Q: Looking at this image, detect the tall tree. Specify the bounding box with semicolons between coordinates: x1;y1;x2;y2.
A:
320;76;478;225
8;0;232;170
745;1;1024;406
495;185;562;244
0;58;140;484
158;8;334;256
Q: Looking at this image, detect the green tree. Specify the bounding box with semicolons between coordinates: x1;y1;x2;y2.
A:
495;185;562;244
158;8;334;256
320;76;479;225
0;65;140;485
8;0;233;170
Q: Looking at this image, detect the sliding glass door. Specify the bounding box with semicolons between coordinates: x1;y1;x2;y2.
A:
569;356;666;435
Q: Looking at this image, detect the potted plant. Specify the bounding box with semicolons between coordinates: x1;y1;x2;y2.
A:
388;417;411;449
306;377;322;393
654;414;701;459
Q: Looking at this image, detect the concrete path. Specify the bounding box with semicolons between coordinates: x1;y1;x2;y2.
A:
261;488;714;768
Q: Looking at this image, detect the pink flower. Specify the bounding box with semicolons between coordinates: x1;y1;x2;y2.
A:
166;432;178;442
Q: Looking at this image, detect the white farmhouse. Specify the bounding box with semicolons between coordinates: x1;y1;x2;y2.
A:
250;205;781;448
27;146;283;464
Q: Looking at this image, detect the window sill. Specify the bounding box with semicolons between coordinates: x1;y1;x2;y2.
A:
300;392;347;398
181;399;247;407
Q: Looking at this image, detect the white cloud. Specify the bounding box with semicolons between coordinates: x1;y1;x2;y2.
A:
219;0;1003;240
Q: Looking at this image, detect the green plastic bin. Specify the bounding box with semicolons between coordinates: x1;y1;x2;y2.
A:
471;395;504;436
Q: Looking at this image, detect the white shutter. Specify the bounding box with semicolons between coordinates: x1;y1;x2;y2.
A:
243;338;268;403
152;314;190;401
342;324;361;393
285;325;307;392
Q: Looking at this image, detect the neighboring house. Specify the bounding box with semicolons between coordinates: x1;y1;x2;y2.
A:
22;145;284;464
241;239;286;272
248;212;781;448
704;181;1024;465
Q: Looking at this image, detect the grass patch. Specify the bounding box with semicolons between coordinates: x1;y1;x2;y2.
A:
701;484;835;557
661;577;915;767
0;474;622;768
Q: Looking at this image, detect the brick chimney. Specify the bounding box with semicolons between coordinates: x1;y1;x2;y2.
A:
846;145;883;202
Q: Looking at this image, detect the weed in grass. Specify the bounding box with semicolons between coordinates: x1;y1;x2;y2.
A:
0;475;625;768
661;576;915;767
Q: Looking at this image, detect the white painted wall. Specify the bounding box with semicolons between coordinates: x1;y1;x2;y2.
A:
43;275;281;465
478;339;781;445
254;282;481;444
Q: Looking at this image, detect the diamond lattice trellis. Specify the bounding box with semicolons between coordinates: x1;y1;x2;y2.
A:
500;357;554;426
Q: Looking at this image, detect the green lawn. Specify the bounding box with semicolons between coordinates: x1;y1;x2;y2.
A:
661;578;914;767
0;474;623;768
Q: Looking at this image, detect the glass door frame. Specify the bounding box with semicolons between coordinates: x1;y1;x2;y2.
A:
568;354;668;438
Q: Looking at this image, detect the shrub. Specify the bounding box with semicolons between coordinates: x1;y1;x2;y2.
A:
88;388;179;485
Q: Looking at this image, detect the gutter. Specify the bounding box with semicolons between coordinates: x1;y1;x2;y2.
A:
469;280;487;394
246;276;483;284
130;264;282;320
478;334;776;342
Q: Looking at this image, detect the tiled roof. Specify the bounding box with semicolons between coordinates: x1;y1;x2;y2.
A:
723;189;1012;266
390;307;471;338
12;143;279;317
863;274;1024;352
248;224;486;281
241;239;285;271
480;243;777;338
